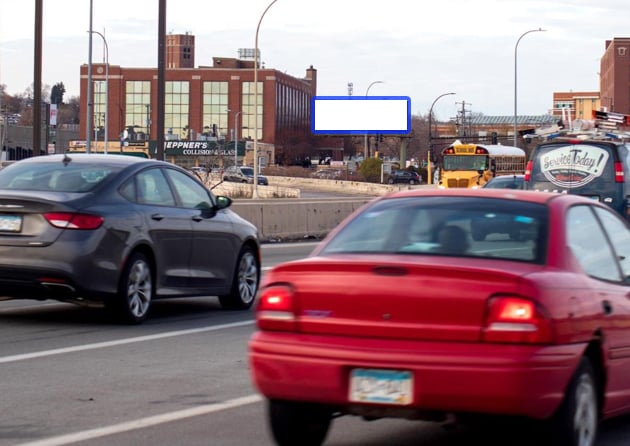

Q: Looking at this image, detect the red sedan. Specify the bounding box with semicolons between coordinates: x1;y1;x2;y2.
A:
248;188;630;446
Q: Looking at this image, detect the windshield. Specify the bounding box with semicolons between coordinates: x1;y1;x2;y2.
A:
443;155;487;171
321;196;547;263
240;167;254;176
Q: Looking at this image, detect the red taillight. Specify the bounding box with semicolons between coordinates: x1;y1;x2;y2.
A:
524;160;533;181
615;162;624;183
256;285;297;331
482;296;553;344
44;212;104;230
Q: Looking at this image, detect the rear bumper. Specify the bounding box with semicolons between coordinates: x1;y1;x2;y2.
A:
248;331;585;420
0;235;123;301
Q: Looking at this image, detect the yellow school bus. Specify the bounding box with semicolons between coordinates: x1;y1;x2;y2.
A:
438;141;526;188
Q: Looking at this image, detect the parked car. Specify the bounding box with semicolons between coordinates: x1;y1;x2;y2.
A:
249;188;630;446
482;174;526;189
0;154;261;324
223;166;268;185
310;169;343;180
387;169;421;184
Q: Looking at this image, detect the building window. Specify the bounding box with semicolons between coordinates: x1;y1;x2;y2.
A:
165;81;190;140
242;81;263;140
125;81;151;141
93;80;106;140
202;82;229;138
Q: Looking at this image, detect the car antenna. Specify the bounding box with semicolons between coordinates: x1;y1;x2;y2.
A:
62;152;72;166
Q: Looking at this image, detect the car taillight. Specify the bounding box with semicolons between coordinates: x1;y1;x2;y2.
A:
524;160;533;181
482;296;553;344
256;284;297;331
615;162;624;183
44;212;104;230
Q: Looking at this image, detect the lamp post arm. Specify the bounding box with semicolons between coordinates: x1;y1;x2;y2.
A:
514;28;545;147
363;80;384;160
253;0;278;199
427;92;455;185
88;30;109;153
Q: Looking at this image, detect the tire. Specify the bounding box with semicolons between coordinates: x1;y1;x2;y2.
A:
388;178;394;184
548;357;599;446
268;400;331;446
218;246;259;310
109;252;153;324
409;179;415;185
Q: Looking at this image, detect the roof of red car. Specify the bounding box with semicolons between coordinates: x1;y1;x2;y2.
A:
383;187;592;206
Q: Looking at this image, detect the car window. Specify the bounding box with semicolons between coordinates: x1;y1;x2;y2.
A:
593;206;630;281
0;163;115;192
321;196;547;263
566;205;622;282
134;168;176;206
164;168;214;210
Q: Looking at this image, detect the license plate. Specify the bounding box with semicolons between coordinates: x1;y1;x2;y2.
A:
0;215;22;232
349;369;413;405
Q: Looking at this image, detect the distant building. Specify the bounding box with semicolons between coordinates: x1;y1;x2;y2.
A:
79;33;317;166
600;37;630;115
551;91;600;124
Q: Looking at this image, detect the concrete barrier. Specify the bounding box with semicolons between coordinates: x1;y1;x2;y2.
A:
225;176;436;242
231;198;372;242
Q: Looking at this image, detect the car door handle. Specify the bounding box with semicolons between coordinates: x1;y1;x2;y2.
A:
192;215;203;222
151;213;164;221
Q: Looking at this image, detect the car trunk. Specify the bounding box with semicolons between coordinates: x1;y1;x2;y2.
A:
271;256;539;343
0;193;79;247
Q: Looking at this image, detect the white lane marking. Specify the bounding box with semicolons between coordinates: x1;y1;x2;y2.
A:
0;320;255;364
15;394;264;446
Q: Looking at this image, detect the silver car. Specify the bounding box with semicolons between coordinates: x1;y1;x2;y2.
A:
223;166;269;185
0;154;261;324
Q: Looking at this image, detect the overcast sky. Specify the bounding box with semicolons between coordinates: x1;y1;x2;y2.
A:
0;0;628;121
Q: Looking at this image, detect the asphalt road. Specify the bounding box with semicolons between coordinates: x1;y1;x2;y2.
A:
0;242;629;446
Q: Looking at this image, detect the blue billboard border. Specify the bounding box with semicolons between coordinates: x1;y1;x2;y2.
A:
310;96;412;135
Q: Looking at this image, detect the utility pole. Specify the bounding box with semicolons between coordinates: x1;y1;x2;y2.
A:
455;101;472;138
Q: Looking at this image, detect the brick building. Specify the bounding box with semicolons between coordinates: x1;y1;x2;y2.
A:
79;34;318;166
600;37;630;115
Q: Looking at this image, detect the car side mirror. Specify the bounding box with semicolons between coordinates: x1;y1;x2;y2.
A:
215;195;232;210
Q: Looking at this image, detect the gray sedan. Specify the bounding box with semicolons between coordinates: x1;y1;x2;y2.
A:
0;154;261;324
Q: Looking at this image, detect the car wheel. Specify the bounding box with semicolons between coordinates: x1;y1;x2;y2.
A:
110;252;153;324
268;400;331;446
409;179;415;184
388;178;394;184
548;357;598;446
218;246;259;310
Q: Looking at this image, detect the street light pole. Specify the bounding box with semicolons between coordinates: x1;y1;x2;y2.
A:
428;92;455;184
234;110;242;167
363;80;384;160
514;28;545;147
89;30;109;154
253;0;278;199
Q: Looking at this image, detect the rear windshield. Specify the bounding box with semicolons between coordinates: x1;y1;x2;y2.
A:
0;163;118;192
321;196;547;264
528;143;616;194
